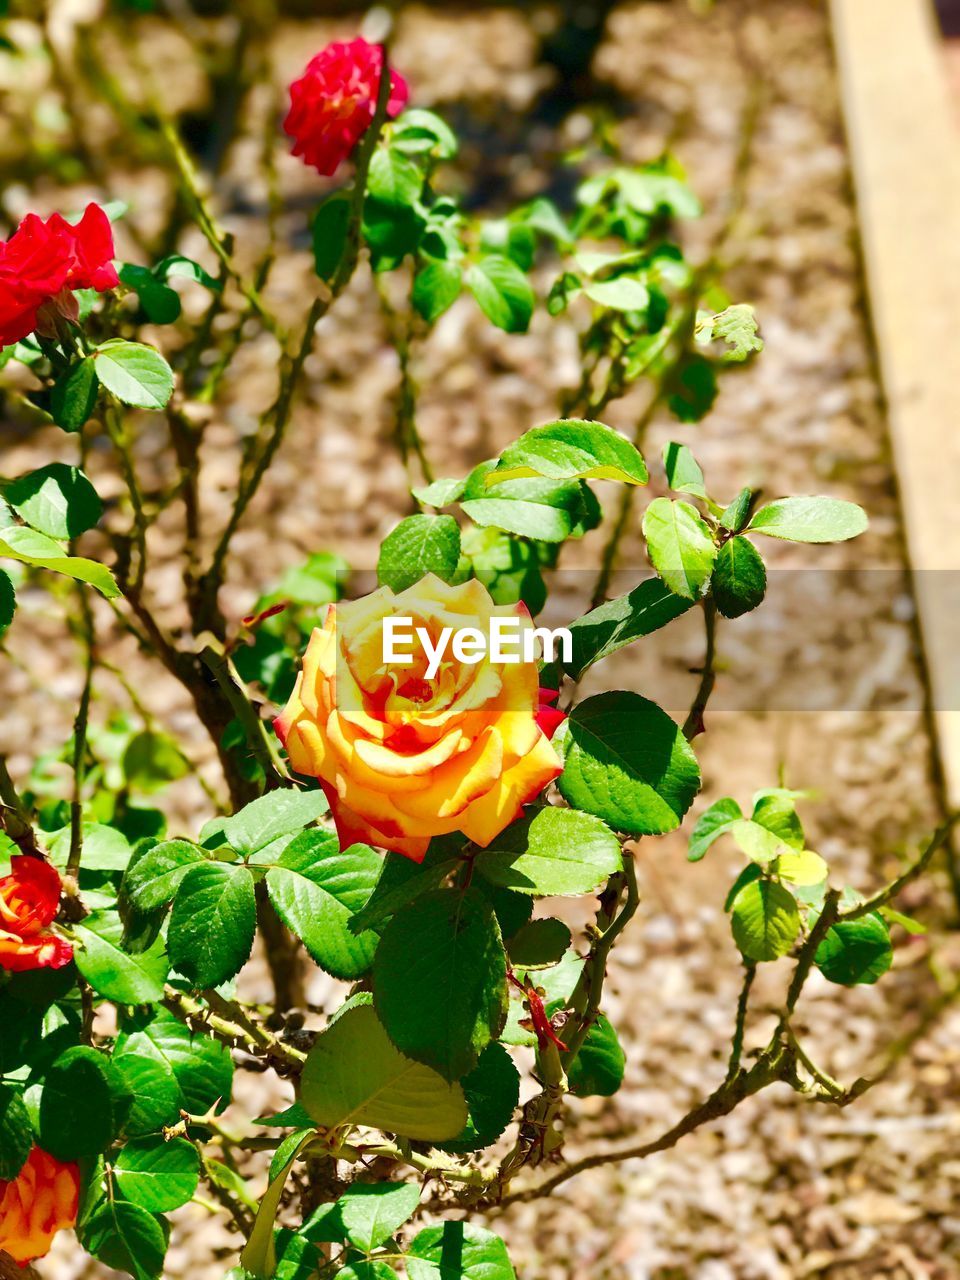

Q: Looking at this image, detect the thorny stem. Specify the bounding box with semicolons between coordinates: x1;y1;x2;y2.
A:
376;276;434;485
198;46;394;630
163;986;305;1071
726;960;756;1081
0;757;43;858
152;113;284;342
562;852;640;1068
682;599;718;740
65;586;95;886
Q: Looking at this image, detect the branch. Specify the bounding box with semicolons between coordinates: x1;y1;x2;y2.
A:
197;45;395;628
163;986;305;1072
0;757;43;858
840;815;960;921
682;599;717;740
66;586;96;887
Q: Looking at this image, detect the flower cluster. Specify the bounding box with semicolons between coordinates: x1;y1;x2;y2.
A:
0;856;72;972
284;36;409;176
276;577;563;860
0;203;118;348
0;1147;79;1266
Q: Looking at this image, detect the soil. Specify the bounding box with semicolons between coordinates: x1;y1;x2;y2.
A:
3;2;959;1278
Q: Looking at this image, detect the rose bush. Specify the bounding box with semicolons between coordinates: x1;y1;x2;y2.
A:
0;18;950;1280
275;576;563;859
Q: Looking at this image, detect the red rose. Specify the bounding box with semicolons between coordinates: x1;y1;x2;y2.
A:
0;203;119;348
284;36;409;176
0;856;72;973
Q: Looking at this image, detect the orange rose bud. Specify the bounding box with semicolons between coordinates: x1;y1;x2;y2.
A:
0;856;73;973
276;576;563;861
0;1146;80;1266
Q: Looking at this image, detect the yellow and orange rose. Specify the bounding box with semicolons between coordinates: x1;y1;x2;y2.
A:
276;576;563;860
0;1146;79;1266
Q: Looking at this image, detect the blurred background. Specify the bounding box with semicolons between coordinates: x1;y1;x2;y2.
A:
2;1;960;1277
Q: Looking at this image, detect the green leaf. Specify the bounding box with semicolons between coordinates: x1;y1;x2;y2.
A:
240;1130;316;1280
121;839;209;913
437;1041;519;1153
413;476;466;508
582;276;649;311
153;254;221;291
775;848;828;886
377;514;461;592
667;354;717;423
407;1223;516;1280
50;357;99;431
712;536;766;618
412;259;462;324
93;340;174;410
0;1083;32;1179
730;880;800;961
331;1182;421;1252
564;577;693;679
114;1136;199;1211
507;917;571;968
462;526;547;615
476;807;622;897
0;568;14;635
0;829;14;878
39;1045;133;1159
73;910;169;1003
201;789;329;857
349;838;460;934
312;192;352;283
0;523;120;598
119;264;182;324
719;487;754;533
488;419;648;487
475;881;533;941
662;442;707;499
168;862;256;989
466;255;535;333
751;790;805;850
642;497;717;599
81;1199;169;1280
122;731;189;792
49;821;131;871
567;1014;626;1097
300;1003;467;1141
266;830;380;979
748;496;868;543
723;863;762;912
815;913;893;986
695;304;763;362
368;146;424;206
555;691;700;835
113;1053;182;1137
115;1008;233;1115
688;797;744;861
392;108;458;159
460;463;594;544
373;887;508;1080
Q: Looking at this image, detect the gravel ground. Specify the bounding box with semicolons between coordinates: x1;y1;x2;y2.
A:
3;2;958;1278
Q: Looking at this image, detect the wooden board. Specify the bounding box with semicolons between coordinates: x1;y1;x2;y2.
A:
832;0;960;807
